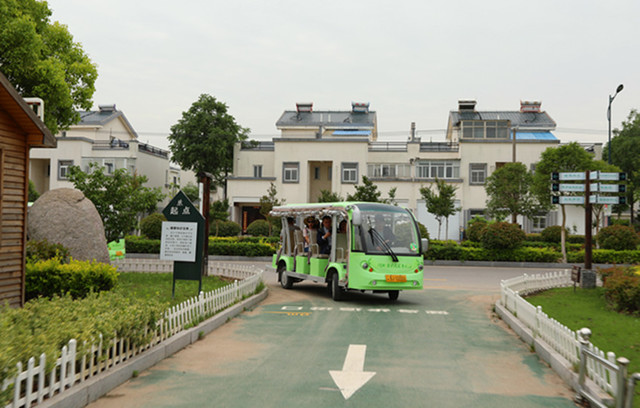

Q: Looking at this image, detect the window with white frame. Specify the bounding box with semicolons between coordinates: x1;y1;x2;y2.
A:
367;163;411;179
469;163;487;184
342;162;358;183
416;160;460;179
531;214;547;232
103;159;115;175
253;165;263;178
461;120;510;139
58;160;73;180
283;162;299;183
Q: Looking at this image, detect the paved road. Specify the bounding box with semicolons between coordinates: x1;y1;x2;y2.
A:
89;264;577;408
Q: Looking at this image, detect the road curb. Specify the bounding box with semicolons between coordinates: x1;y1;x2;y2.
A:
40;288;269;408
494;300;613;406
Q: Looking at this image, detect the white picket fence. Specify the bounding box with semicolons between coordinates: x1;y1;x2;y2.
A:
112;258;260;280
500;271;621;398
2;263;264;408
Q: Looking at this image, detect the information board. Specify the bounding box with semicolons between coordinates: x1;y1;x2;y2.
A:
160;222;198;262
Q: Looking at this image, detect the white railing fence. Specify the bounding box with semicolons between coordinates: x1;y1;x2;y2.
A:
500;270;625;401
111;258;261;280
2;263;264;408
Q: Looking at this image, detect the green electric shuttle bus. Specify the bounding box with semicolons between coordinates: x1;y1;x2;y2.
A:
271;202;427;301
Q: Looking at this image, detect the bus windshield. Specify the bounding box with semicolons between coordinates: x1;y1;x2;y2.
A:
353;206;421;257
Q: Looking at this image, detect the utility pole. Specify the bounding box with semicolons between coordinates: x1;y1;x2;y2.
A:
512;127;517;162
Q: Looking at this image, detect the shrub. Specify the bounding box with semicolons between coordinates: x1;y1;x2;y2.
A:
466;216;488;242
210;220;241;237
25;258;118;301
567;249;640;264
481;222;525;250
540;225;568;243
596;225;640;250
208;240;275;257
140;213;166;240
125;235;161;253
26;239;70;263
425;242;559;262
416;222;429;240
601;266;640;313
246;219;271;237
0;291;165;396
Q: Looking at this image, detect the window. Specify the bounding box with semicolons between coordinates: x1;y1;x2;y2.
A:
416;161;460;179
469;163;487;184
531;215;547;232
253;165;263;178
341;162;358;183
461;120;510;139
314;167;320;180
58;160;73;180
103;160;115;175
367;163;411;179
283;162;299;183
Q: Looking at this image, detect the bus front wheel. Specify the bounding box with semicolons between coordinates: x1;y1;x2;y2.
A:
388;290;399;301
330;272;343;301
278;264;293;289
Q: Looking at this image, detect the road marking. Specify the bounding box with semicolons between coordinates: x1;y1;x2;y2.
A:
329;344;376;400
425;310;449;315
275;306;449;315
265;311;311;316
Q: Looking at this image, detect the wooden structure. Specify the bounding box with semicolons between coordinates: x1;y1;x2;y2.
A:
0;70;56;307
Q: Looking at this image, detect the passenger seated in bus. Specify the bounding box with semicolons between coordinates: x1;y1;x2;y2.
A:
338;219;347;234
303;216;318;253
317;215;332;255
375;214;395;245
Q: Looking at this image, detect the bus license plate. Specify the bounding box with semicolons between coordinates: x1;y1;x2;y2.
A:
385;274;406;283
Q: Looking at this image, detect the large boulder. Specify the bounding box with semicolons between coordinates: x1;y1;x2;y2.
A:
28;188;110;263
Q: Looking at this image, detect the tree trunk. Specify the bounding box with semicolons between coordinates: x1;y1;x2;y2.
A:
511;212;517;224
437;220;442;240
445;217;449;240
560;204;567;263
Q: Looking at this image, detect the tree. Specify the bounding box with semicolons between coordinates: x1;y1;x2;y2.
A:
181;182;200;204
209;198;230;236
420;178;458;240
259;182;283;236
317;189;344;203
68;163;165;242
346;176;382;202
168;94;249;197
606;110;640;225
485;162;540;224
532;142;594;262
0;0;98;134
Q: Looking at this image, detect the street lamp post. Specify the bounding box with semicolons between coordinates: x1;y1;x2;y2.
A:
607;84;624;164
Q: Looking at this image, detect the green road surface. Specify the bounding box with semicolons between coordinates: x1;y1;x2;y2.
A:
90;268;577;408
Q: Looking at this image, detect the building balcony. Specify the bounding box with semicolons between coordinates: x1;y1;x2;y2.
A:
92;139;130;150
368;142;408;152
241;141;275;151
419;142;459;152
138;143;169;159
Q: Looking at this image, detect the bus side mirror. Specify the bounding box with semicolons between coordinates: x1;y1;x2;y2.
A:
421;238;429;252
352;209;362;226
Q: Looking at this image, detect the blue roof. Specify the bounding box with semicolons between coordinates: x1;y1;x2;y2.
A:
514;131;557;141
332;130;371;136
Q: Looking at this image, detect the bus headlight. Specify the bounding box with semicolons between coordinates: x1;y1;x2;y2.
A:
418;264;424;271
362;262;368;270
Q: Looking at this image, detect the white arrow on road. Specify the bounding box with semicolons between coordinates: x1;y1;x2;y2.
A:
329;344;376;399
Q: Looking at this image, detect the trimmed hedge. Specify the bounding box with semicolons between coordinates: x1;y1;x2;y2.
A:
125;235;161;254
481;222;525;250
600;266;640;313
595;225;640;250
425;243;560;263
210;220;241;237
0;292;165;401
25;258;118;301
567;249;640;264
140;213;166;240
208;240;275;257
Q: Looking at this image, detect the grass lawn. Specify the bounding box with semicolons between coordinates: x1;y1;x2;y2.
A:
526;287;640;377
114;272;233;307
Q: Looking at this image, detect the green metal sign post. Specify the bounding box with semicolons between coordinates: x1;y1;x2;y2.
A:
162;191;205;297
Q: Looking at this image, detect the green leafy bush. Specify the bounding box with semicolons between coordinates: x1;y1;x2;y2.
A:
416;222;429;240
210;220;241;237
0;292;165;395
540;225;567;243
208;240;275;257
125;235;161;254
466;216;488;242
567;249;640;264
140;213;166;240
246;219;271;236
481;222;525;250
26;239;71;263
601;266;640;313
426;242;559;262
596;225;640;250
25;258;118;301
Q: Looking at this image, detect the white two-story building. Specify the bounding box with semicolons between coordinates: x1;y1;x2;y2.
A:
228;100;599;239
29;104;195;207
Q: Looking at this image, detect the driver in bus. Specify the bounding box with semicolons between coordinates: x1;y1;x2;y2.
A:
375;214;395;247
317;215;332;255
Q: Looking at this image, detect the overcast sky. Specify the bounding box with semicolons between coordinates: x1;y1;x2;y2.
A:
48;0;639;150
